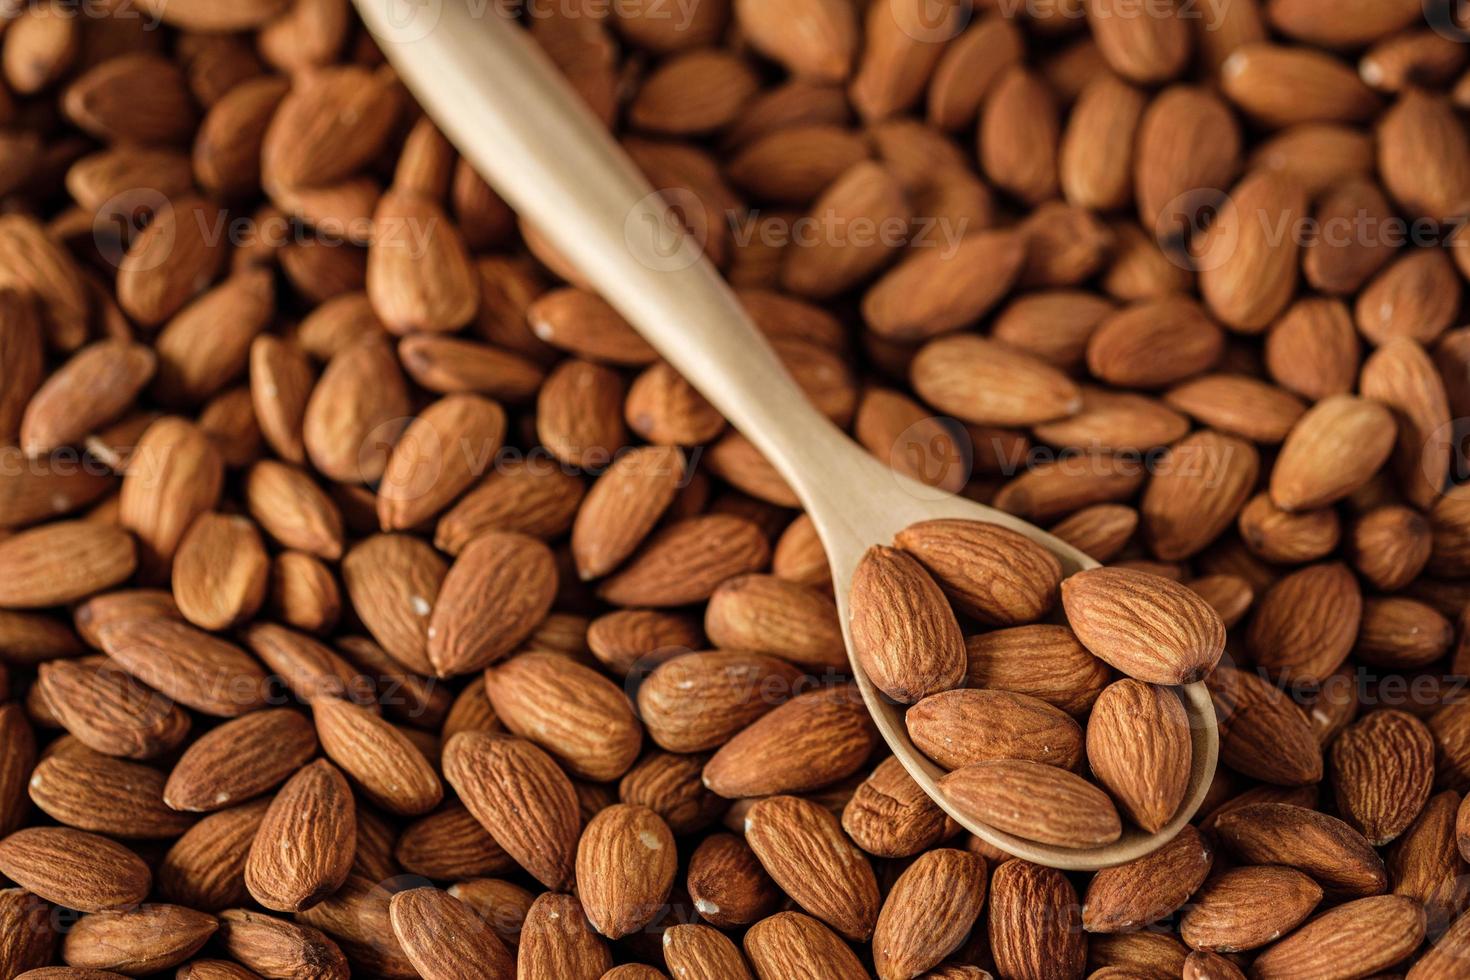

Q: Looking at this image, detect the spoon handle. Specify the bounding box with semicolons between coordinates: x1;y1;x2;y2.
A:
356;0;854;494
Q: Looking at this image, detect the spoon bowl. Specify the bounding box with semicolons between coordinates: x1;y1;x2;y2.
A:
359;0;1219;870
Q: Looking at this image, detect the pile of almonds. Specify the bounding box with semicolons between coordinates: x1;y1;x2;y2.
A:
4;0;1470;977
851;522;1224;848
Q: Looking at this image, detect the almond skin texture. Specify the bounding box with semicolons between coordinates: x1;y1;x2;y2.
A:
1061;566;1226;684
388;886;515;980
96;618;269;718
1086;680;1192;834
964;625;1112;716
942;760;1124;848
1270;394;1397;511
637;650;804;754
427;531;557;676
743;795;880;942
907;688;1084;771
910;334;1081;427
376;393;507;531
442;733;580;891
483;651;643;782
989;860;1086;980
872;848;987;978
216;909;350;980
1330;709;1434;845
1247;562;1363;684
1180;865;1324;952
1252;895;1426;979
894;518;1063;625
597;515;771;608
744;911;869;980
516;892;612;979
26;747;194;840
1083;825;1213;934
244;759;355;913
848;544;966;703
61;903;218;975
165;709;318;812
0;827;150;913
1215;802;1388;898
574;804;676;939
703;574;845;671
703;684;878;799
0;520;136;610
312;695;443;816
571;444;684;580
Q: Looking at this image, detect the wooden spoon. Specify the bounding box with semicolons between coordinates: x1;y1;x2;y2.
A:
357;0;1219;870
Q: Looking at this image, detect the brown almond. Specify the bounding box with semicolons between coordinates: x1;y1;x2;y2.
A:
0;827;149;913
1378;88;1470;221
442;733;581;891
988;861;1086;980
302;340;411;485
1252;895;1425;979
637;650;804;754
484;651;642;782
0;521;136;610
165;709;317;813
388;886;515;980
96;618;268;718
1214;802;1388;898
703;684;877;799
313;696;443;816
244;759;355;913
743;794;879;941
61;903;218;975
171;513;268;630
428;531;557;677
1061;566;1225;684
27;746;193;840
1083;825;1213;933
341;533;447;675
1247;562;1363;684
907;689;1083;771
849;544;966;703
37;658;191;761
1221;43;1379;127
1086;679;1192;833
1180;865;1324;951
1330;709;1435;845
118;417;224;579
911;334;1081;427
377;394;507;532
574;804;676;939
571;445;685;581
863;231;1026;342
940;760;1123;848
216;909;349;980
743;911;868;980
1270;394;1396;511
598;515;770;608
1142;430;1260;560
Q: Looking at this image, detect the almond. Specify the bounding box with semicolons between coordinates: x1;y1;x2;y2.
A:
1330;709;1434;845
1083;825;1212;933
1246;562;1362;683
597;515;770;608
61;903;218;975
1180;865;1324;951
571;445;685;581
377;394;506;531
340;533;446;675
37;658;191;761
908;689;1083;771
1086;679;1192;833
1208;666;1324;786
911;334;1081;427
849;544;966;703
0;520;136;609
1270;394;1396;510
171;513;268;630
734;0;856;82
743;911;868;979
428;532;557;676
864;230;1026;342
96;618;269;718
574;803;676;939
216;909;349;980
165;709;317;813
940;760;1123;848
1196;170;1307;332
872;848;987;978
636;650;805;754
442;733;580;891
388;886;515;980
1252;895;1425;979
989;860;1087;980
1215;802;1388;898
312;695;442;816
1061;566;1225;684
245;759;355;913
0;826;150;913
516;892;612;980
483;651;642;782
702;684;877;798
743;794;879;941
